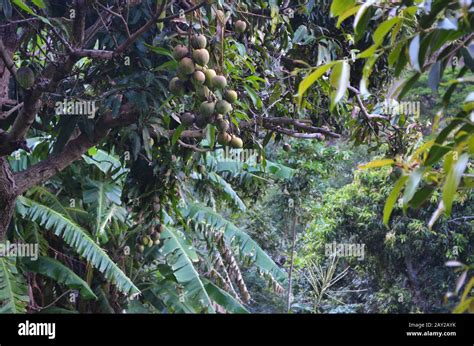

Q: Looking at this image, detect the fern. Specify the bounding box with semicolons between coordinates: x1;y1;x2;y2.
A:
0;257;29;313
18;196;139;296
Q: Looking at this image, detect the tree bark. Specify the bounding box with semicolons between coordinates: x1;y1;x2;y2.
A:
0;25;18;240
0;157;15;240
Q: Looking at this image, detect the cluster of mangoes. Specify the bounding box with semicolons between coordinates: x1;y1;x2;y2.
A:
168;32;243;149
135;223;165;254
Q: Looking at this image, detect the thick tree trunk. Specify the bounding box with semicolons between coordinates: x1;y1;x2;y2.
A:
0;157;15;239
0;24;19;239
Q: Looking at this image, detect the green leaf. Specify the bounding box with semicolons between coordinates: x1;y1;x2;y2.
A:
353;0;374;30
337;5;361;28
243;85;262;109
330;60;350;105
31;0;45;8
82;149;126;180
297;61;338;106
203;279;249;313
409;186;435;209
172;124;185;146
397;73;421;100
443;154;469;215
383;175;408;226
207;172;247;212
12;0;35;14
157;226;215;313
185;203;287;284
409;34;421;72
428;61;441;91
402;168;424;209
358;159;394;170
22;257;97;300
20;196;139;295
373;17;400;45
0;257;28;313
330;0;356;17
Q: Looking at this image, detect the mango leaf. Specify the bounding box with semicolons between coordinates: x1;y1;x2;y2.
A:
353;0;374;31
409;34;421;72
384;175;408;226
297;61;338;106
172;124;185;146
443;153;469;215
358;159;394;170
330;0;356;17
329;60;350;105
373;17;401;45
402;168;424;209
337;5;361;28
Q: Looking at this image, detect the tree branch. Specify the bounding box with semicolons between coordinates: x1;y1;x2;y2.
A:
13;104;136;195
72;1;207;60
72;0;87;46
0;39;17;77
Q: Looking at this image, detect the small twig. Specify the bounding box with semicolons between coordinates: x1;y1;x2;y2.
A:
0;39;17;77
97;3;131;38
0;102;24;120
177;139;212;153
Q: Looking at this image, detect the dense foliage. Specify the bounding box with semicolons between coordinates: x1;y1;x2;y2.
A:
0;0;472;314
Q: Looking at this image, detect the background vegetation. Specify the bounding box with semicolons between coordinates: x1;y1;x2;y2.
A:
0;0;472;313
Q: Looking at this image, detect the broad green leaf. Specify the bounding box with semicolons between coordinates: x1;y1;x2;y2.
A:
203;279;249;313
443;153;469;215
330;0;355;17
185;203;287;283
0;258;28;313
353;0;374;31
409;34;421;72
20;196;139;295
329;60;350;105
402;168;424;209
373;17;400;45
383;175;408;226
359;159;395;170
337;5;361;28
157;227;215;313
22;257;97;300
297;61;338;106
172;124;185;145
